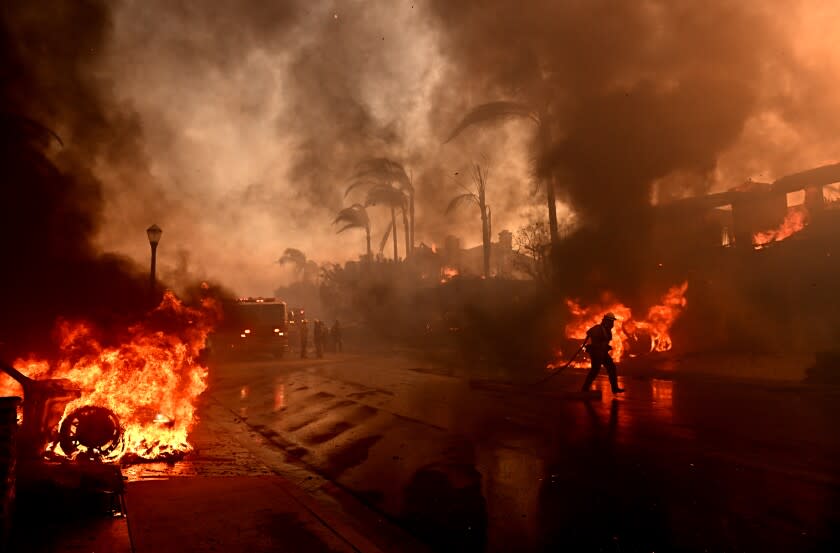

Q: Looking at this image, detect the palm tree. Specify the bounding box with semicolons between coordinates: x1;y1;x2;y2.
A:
446;163;492;278
364;184;406;262
347;158;414;259
278;248;307;280
333;204;371;261
377;220;394;259
445;101;559;251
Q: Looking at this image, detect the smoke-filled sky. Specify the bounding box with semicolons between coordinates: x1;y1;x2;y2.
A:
5;0;840;295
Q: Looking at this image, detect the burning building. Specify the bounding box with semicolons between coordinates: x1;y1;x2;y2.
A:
644;163;840;354
656;163;840;251
417;231;534;282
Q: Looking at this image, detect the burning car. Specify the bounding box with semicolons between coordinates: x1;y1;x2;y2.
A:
0;291;218;464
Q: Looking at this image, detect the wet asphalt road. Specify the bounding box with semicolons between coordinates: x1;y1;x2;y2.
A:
181;350;839;553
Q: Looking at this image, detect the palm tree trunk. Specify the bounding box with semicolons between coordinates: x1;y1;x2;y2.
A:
365;226;372;262
409;191;415;258
391;207;399;261
537;118;559;250
479;190;490;279
546;175;559;247
401;205;410;261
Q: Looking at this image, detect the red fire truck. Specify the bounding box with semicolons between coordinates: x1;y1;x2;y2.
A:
210;297;289;359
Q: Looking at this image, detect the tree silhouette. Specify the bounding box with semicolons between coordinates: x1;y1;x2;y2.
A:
445;101;559;252
278;248;307;280
333;203;371;261
446;163;492;278
347;158;414;259
364;184;407;262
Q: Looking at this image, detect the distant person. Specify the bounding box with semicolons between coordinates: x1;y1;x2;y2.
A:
299;320;308;359
331;320;342;353
314;320;324;358
580;312;625;394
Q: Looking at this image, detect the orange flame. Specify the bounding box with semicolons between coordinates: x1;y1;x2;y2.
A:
4;291;220;462
440;266;459;283
752;207;808;249
824;183;840;203
551;282;688;369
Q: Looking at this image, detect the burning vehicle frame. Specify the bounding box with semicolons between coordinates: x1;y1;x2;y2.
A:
0;359;125;517
0;292;220;529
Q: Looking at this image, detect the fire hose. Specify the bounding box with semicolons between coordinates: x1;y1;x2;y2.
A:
532;336;590;386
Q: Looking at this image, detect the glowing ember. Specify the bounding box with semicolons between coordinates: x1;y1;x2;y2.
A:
0;291;220;462
440;266;459;283
752;207;808;249
550;282;688;369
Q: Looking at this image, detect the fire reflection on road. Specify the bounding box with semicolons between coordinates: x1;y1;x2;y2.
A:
238;385;249;418
274;383;286;411
182;356;837;552
651;378;674;422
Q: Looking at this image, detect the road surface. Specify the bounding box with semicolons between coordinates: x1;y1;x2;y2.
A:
138;349;840;552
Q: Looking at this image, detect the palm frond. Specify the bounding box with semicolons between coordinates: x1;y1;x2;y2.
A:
445;193;479;215
1;114;64;147
337;222;362;234
365;184;406;208
344;177;382;198
353;158;411;190
278;247;306;267
333;204;369;228
445;101;539;143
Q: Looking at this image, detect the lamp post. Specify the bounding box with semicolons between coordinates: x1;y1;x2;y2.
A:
146;224;162;299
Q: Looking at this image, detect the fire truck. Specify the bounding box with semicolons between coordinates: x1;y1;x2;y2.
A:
210;297;290;359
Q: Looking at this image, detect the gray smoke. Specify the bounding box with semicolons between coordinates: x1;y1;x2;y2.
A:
5;0;840;299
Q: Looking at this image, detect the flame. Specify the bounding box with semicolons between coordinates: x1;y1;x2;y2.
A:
721;226;735;247
752;207;808;249
4;291;220;462
825;183;840;203
551;282;688;369
440;266;459;283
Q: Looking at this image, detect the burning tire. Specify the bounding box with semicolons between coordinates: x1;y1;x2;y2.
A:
58;406;122;460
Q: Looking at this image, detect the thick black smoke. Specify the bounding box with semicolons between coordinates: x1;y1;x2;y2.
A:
425;0;792;303
428;1;779;221
1;1;165;359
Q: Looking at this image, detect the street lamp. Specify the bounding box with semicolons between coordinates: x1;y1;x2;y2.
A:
146;224;162;298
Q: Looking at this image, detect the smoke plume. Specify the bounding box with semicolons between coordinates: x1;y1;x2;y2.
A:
3;0;840;329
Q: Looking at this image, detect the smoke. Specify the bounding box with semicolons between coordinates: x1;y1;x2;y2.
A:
95;1;442;293
426;1;840;298
82;0;556;293
1;1;234;359
3;1;840;320
0;0;151;358
429;1;774;220
419;0;840;358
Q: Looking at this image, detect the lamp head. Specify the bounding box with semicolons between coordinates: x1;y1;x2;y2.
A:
146;224;163;246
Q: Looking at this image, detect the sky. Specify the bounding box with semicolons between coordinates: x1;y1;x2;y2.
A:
5;0;840;296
